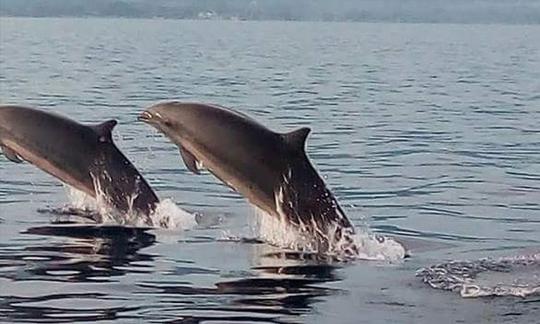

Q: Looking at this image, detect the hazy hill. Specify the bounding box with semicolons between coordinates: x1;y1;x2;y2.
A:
1;0;539;23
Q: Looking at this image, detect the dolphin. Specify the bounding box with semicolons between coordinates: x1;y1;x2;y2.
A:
0;105;159;225
139;102;357;253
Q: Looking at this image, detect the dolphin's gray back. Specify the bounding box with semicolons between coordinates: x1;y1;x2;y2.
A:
145;102;354;247
0;105;98;189
181;104;353;229
0;105;159;222
161;103;288;208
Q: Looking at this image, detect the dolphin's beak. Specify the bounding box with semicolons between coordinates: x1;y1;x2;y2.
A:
138;111;154;123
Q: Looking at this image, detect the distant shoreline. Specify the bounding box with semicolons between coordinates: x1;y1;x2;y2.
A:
1;0;539;25
1;15;539;26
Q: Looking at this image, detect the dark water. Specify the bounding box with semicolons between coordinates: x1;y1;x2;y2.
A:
1;18;539;323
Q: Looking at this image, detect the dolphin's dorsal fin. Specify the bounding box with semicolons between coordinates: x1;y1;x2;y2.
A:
180;146;201;175
1;145;23;163
283;127;311;151
92;120;118;143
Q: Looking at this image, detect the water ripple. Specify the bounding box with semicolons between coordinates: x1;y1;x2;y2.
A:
1;18;539;323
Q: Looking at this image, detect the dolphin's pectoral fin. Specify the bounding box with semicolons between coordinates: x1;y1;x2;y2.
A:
179;146;201;174
92;120;118;143
283;127;311;151
1;145;24;163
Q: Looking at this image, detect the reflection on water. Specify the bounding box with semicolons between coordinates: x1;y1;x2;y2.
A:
0;293;140;323
0;225;155;322
2;225;156;282
139;266;339;323
0;225;343;323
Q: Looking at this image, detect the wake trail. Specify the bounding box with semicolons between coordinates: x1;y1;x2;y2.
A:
417;252;540;298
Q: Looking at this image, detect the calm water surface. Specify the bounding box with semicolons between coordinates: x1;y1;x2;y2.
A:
1;18;539;323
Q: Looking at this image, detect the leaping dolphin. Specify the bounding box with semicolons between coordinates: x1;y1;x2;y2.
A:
0;105;159;224
139;102;357;253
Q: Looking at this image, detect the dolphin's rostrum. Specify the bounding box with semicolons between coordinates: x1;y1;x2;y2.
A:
140;102;357;254
0;105;159;224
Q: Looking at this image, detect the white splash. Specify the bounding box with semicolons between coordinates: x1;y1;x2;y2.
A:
351;231;407;262
252;206;406;262
149;198;197;230
64;186;196;230
417;252;540;298
65;186;101;211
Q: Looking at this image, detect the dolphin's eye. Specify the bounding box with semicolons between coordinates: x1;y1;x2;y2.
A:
163;119;173;127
